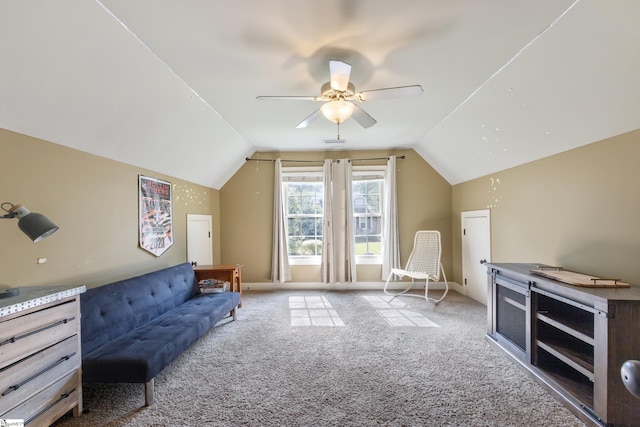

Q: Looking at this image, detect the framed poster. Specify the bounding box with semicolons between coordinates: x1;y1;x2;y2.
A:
139;175;173;256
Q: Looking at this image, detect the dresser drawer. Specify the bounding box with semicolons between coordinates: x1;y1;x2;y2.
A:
0;335;80;415
1;370;79;426
0;300;79;368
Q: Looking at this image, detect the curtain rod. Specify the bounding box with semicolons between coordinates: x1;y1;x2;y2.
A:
245;155;405;163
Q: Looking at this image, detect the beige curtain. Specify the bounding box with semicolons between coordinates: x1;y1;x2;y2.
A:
321;159;357;283
381;155;401;279
271;159;291;283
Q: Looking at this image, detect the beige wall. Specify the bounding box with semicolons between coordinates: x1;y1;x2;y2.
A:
7;124;635;290
220;148;452;282
0;129;220;289
452;128;640;285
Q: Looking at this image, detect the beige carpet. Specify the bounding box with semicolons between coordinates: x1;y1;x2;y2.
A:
54;290;585;426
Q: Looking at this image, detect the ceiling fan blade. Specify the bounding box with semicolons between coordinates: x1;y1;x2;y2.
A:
357;85;423;101
296;108;323;129
352;105;377;129
257;95;322;101
329;60;352;92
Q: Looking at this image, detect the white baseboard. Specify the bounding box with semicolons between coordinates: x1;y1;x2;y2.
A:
243;281;464;294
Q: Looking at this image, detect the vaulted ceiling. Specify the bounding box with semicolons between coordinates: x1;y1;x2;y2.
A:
1;1;639;189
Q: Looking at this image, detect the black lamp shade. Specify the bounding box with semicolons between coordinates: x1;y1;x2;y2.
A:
18;212;59;242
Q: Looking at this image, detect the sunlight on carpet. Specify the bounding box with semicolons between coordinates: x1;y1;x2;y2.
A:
288;294;439;328
363;295;440;327
289;296;345;327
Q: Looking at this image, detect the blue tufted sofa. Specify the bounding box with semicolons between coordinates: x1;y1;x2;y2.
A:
80;262;240;406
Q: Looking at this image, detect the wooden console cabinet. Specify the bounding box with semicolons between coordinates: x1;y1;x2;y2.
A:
486;263;640;426
0;285;86;426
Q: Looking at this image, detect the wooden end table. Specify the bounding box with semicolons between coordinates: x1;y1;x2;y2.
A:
193;264;243;307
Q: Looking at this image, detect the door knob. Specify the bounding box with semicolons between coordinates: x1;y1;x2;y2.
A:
480;259;487;264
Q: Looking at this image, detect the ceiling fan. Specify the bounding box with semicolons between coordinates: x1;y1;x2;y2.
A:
257;60;423;129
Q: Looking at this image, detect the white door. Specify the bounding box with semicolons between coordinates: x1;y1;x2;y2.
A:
461;210;491;305
187;214;213;266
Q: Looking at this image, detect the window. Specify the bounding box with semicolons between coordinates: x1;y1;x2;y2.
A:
282;168;323;263
352;167;385;263
282;165;386;265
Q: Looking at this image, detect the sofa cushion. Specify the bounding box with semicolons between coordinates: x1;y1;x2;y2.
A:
81;262;198;356
82;291;240;383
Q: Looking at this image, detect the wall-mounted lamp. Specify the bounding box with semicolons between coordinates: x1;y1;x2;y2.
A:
1;202;59;242
621;360;640;399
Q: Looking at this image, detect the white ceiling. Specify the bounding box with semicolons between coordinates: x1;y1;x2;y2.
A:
1;1;639;189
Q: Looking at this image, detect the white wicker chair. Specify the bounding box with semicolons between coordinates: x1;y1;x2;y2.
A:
383;230;449;304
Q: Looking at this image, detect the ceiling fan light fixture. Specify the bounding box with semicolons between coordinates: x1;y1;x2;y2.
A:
321;100;355;124
257;60;421;129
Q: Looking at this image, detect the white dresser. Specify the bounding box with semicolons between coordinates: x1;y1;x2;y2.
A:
0;285;85;426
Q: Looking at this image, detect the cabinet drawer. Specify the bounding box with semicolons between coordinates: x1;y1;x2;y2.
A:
1;371;79;425
0;335;80;414
0;301;78;368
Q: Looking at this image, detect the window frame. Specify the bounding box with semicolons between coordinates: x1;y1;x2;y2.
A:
352;166;386;265
281;164;387;266
282;166;324;265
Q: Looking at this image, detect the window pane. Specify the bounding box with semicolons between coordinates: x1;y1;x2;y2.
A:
301;238;322;256
288;236;302;256
287;183;301;215
287;217;301;235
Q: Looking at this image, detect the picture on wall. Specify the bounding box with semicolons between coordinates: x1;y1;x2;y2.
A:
139;175;174;256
